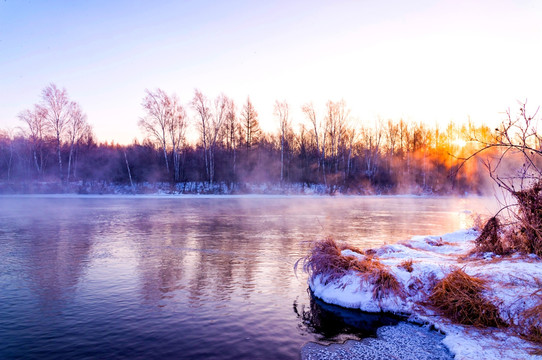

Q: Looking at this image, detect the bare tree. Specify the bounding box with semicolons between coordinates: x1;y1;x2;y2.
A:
42;84;71;181
360;122;383;181
207;94;228;185
0;129;14;181
66;102;89;181
274;100;290;185
222;98;238;180
139;88;173;175
461;102;542;256
241;97;260;151
302;102;327;185
325;100;350;175
18;105;48;176
167;95;188;182
192;89;212;181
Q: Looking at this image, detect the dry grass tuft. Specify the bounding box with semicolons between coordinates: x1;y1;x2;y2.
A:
426;237;449;247
519;301;542;345
302;237;362;284
303;237;405;300
339;243;365;255
398;259;414;272
428;268;505;328
372;267;405;300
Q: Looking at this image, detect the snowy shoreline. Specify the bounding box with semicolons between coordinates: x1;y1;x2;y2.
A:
0;180;477;197
306;229;542;359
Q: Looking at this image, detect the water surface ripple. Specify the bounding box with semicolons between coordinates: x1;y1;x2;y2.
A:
0;195;495;359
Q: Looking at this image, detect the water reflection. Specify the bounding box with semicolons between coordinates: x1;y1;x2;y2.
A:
6;201;95;310
293;291;402;344
0;195;497;359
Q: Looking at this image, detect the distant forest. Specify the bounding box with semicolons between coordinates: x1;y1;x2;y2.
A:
0;84;494;195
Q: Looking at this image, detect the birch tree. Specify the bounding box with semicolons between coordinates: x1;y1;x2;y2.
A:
302;102;327;185
274;100;290;185
42;84;71;181
222;98;238;180
66;102;89;181
192;89;212;181
208;94;228;184
139;88;172;175
18;105;48;176
167;96;187;182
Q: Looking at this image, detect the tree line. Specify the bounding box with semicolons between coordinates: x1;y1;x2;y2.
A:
0;83;494;194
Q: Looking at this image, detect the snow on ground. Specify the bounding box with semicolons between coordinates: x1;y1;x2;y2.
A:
309;229;542;359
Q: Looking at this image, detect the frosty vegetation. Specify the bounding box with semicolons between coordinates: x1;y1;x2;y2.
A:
302;102;542;358
303;231;542;359
0;84;497;195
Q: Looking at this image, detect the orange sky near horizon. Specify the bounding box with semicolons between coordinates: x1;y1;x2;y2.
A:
1;0;541;145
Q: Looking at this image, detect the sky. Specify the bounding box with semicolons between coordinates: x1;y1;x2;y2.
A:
1;0;541;145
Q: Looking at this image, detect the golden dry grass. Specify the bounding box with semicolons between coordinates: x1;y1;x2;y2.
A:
302;237;363;284
519;302;542;345
428;268;505;328
372;267;405;300
303;237;405;300
339;243;365;255
398;259;414;272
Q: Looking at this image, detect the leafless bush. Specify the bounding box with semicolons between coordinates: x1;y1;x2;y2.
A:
461;102;542;257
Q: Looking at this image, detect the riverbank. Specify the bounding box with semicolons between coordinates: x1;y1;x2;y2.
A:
0;180;470;196
303;229;542;359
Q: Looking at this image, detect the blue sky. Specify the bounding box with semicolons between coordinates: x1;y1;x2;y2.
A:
1;0;541;144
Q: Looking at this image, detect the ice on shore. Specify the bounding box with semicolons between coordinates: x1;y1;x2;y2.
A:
301;322;453;360
308;229;542;359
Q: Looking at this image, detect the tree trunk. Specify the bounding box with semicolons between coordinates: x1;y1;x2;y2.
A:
280;135;284;185
124;151;134;188
57;137;63;182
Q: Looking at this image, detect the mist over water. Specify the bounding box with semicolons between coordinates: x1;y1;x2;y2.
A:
0;195;497;359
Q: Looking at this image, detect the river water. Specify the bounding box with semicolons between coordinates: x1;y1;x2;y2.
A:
0;195;496;359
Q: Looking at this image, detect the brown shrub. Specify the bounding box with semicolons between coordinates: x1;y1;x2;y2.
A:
474;181;542;257
514;183;542;257
302;237;362;284
372;267;405;300
303;238;405;299
428;268;505;328
519;302;542;345
471;214;487;232
398;259;414;272
474;216;509;255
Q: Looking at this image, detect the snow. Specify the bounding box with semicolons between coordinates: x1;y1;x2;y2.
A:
301;322;453;360
308;229;542;359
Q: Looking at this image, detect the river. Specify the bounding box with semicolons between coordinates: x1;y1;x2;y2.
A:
0;195;497;359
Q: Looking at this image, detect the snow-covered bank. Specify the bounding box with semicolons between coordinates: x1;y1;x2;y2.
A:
306;229;542;359
0;180;465;196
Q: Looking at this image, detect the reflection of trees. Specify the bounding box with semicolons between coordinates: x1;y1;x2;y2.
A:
131;199;262;307
293;291;401;343
22;202;94;308
130;210;186;305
